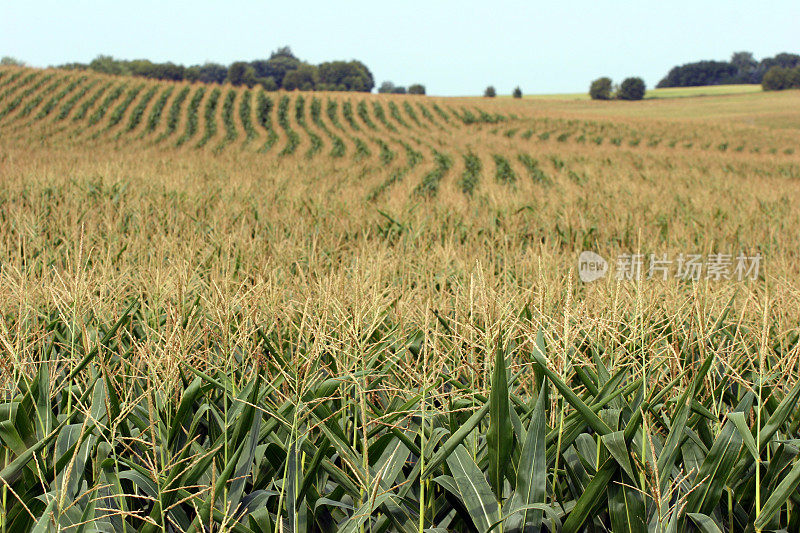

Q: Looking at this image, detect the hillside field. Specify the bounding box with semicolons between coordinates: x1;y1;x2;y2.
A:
1;66;800;531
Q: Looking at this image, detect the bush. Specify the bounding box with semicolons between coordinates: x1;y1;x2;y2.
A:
484;86;496;97
762;66;800;91
408;84;426;95
589;77;613;100
512;86;522;98
617;77;646;100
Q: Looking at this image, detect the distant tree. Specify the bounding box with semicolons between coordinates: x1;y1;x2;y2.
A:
317;60;374;92
283;64;318;91
378;81;395;94
391;86;407;94
617;77;646;100
512;86;522;98
788;67;800;89
227;62;250;86
589;77;613;100
484;86;496;97
408;84;426;95
762;67;790;91
731;51;757;81
657;60;739;88
188;63;228;84
259;77;278;91
1;56;25;66
89;55;130;76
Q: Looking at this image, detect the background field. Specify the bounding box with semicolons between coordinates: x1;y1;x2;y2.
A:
1;66;800;531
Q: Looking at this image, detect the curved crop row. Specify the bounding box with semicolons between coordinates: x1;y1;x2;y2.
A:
493;154;517;184
238;90;257;147
431;103;452;123
459;152;482;195
518;154;551;185
0;73;54;122
143;86;173;134
16;76;65;119
311;97;345;158
86;84;127;127
416;103;440;127
0;70;24;90
402;101;424;128
155;86;189;142
255;91;279;152
125;85;158;132
366;140;425;201
214;89;238;152
0;72;38;104
375;138;395;166
56;79;99;121
387;101;410;129
338;101;371;159
372;102;397;132
195;87;220;149
175;86;205;147
276;95;300;156
105;84;143;129
294;95;323;158
357;101;378;130
414;150;453;197
35;76;87;120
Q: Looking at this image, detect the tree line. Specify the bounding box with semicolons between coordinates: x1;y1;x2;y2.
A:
657;51;800;88
51;47;381;92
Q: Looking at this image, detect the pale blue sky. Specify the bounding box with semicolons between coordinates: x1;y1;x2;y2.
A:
2;1;797;96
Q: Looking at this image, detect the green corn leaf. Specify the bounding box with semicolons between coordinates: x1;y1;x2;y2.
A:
446;444;501;533
488;343;512;501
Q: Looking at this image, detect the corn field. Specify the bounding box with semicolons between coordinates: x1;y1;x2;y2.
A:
1;65;800;531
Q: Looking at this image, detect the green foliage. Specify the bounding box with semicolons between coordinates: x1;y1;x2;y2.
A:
106;84;144;128
255;91;279;152
590;77;613;100
493;154;517;184
175;86;205;147
414;150;453;197
195;87;221;148
294;95;323;158
70;82;110;121
215;89;238;152
356;101;377;130
144;86;173;133
16;76;64;119
311;97;345;158
87;84;127;126
402;101;423;128
408;83;426;95
239;89;257;146
762;66;800;91
0;73;53;121
154;86;189;142
317;60;374;92
277;95;300;156
459;152;482;195
484;85;496;97
387;101;409;128
125;85;158;132
618;77;646;100
35;76;87;120
371;102;397;132
518;154;550;185
512;86;522;98
283;64;319;91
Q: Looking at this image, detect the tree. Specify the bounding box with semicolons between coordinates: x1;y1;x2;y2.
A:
762;67;789;91
589;77;613;100
512;86;522;98
484;86;496;97
317;60;374;92
408;84;426;95
189;63;228;84
617;77;646;100
259;77;278;91
0;56;24;66
282;64;318;91
227;62;250;86
731;51;757;81
391;86;407;94
378;81;396;94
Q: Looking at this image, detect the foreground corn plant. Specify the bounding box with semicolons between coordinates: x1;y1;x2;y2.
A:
1;300;800;533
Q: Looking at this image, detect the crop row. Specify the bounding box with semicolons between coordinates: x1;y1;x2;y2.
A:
174;86;205;147
143;86;173;134
255;91;279;152
195;87;221;149
35;76;88;120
